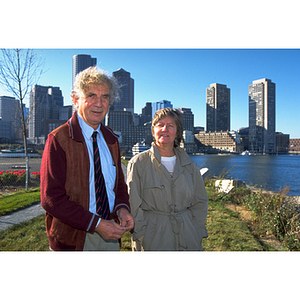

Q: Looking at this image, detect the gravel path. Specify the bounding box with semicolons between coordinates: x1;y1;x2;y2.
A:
0;203;45;231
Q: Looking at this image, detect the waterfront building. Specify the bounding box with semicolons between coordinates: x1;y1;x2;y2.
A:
195;130;242;153
289;138;300;152
238;127;250;151
112;68;134;114
276;132;290;154
249;78;276;154
194;126;205;134
0;96;21;142
206;83;230;132
152;100;173;117
72;54;97;87
28;85;64;144
178;107;194;131
180;130;198;153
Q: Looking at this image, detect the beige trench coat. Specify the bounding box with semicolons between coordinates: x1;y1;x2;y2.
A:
127;143;208;251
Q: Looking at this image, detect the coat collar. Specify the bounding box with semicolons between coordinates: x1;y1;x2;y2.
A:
150;142;192;167
150;142;193;182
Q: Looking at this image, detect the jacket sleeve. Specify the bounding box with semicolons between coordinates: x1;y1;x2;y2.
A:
40;134;99;233
127;159;147;241
188;164;209;239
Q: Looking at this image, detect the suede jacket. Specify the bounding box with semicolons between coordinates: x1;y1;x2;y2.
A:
41;112;130;251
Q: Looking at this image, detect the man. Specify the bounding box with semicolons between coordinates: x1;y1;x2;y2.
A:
41;66;134;251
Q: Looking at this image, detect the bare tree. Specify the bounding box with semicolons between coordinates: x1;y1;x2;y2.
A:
0;49;45;188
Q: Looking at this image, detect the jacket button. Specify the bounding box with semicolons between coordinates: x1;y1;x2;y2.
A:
161;185;165;189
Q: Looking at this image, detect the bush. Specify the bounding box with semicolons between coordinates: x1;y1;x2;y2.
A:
0;170;26;187
31;171;40;180
207;179;300;251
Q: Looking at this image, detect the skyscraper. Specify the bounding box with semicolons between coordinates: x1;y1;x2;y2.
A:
111;68;134;113
152;100;173;117
28;85;64;144
206;83;230;132
72;54;97;86
178;107;194;131
0;96;21;142
249;78;276;153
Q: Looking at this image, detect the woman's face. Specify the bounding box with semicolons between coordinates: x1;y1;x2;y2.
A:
153;116;177;148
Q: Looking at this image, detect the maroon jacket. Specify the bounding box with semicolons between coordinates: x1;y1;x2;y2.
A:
40;112;130;251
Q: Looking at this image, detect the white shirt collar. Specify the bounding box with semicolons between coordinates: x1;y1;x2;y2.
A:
77;112;101;139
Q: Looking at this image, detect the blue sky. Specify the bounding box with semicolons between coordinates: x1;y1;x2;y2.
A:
1;49;298;138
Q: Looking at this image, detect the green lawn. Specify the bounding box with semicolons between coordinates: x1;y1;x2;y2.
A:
0;195;268;251
0;188;41;215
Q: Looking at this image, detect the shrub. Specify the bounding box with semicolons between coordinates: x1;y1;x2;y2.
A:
0;170;26;187
31;171;40;180
207;179;300;251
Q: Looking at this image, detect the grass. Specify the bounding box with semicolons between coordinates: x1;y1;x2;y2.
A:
0;214;132;251
0;214;48;251
1;177;299;251
0;187;267;251
0;188;41;215
202;201;263;251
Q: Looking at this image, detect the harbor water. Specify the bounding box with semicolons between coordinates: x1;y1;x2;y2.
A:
190;154;300;196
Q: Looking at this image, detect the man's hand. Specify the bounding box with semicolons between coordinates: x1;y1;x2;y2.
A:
118;208;134;232
94;219;126;240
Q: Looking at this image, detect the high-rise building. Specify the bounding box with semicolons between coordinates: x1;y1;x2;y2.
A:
152;100;173;117
137;102;152;126
276;132;289;154
178;107;194;131
142;102;152;120
111;68;134;114
107;110;152;153
28;85;64;144
72;54;97;86
206;83;230;132
0;96;21;142
249;78;276;153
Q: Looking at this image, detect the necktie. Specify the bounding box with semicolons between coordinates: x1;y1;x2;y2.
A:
92;131;110;220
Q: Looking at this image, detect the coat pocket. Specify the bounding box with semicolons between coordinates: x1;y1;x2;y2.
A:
142;219;157;250
178;210;203;250
47;215;78;247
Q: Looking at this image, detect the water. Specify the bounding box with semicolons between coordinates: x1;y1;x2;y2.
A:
190;154;300;196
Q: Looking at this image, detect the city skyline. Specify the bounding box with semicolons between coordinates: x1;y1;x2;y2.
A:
0;49;299;138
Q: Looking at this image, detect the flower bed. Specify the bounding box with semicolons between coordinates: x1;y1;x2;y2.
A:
0;170;40;187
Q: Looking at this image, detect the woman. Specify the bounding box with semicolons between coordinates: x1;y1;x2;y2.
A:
127;108;208;251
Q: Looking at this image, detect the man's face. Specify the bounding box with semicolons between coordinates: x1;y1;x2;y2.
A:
73;83;110;129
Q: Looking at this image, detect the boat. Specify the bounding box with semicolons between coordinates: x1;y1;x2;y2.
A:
1;149;25;153
0;148;40;157
132;141;149;156
241;150;252;155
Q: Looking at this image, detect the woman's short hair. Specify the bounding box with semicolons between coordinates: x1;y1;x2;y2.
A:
71;66;120;106
151;108;183;147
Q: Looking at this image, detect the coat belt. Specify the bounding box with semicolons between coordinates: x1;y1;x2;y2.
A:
148;208;188;235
